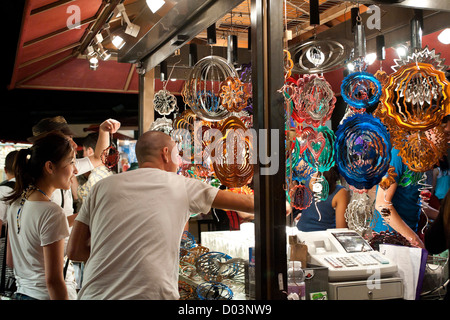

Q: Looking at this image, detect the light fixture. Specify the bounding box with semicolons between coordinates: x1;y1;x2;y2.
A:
95;33;111;61
116;3;140;37
396;44;408;58
438;28;450;45
146;0;165;13
104;23;126;50
364;52;377;65
112;35;125;49
89;56;99;70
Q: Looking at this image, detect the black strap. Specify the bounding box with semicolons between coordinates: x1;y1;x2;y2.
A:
0;180;15;189
60;189;65;208
0;224;8;293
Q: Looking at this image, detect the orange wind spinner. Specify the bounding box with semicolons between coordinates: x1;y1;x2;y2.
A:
382;62;450;131
219;76;248;113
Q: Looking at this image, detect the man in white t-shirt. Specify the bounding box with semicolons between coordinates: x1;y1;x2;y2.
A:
67;131;254;300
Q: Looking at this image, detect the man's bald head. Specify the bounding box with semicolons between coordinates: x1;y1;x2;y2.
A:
136;131;177;168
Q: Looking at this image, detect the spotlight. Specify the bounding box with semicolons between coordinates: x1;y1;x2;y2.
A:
116;3;140;37
146;0;165;13
104;23;126;50
396;44;408;58
438;28;450;45
364;52;377;65
112;35;126;49
89;56;99;70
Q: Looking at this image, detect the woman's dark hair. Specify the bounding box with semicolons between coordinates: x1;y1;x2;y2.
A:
322;165;340;194
2;131;74;204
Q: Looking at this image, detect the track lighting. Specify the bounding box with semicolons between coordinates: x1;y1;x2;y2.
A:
116;3;140;37
95;33;111;61
104;23;126;50
89;56;99;70
146;0;165;13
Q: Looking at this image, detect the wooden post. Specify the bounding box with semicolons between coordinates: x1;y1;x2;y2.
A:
138;68;155;136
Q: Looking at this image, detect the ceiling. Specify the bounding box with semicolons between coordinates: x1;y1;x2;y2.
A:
3;0;450;142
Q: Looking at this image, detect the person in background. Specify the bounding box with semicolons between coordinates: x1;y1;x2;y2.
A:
295;165;349;232
27;116;120;297
28;116;120;224
77;133;113;204
0;150;18;233
374;116;450;248
0;150;19;296
425;188;450;301
67;131;256;300
3;132;78;300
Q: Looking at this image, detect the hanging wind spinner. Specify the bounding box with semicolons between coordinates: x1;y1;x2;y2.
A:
341;71;382;110
334;113;391;191
208;116;254;188
289;184;313;210
302;126;336;173
345;192;375;234
153;89;178;115
101;133;119;170
149;117;173;135
375;98;448;172
382;62;450;131
183;56;237;121
294;74;336;127
172;110;196;162
284;49;294;79
292;39;352;74
238;62;253;113
219;76;248;113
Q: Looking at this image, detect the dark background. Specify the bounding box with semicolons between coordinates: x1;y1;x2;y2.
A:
1;1;139;143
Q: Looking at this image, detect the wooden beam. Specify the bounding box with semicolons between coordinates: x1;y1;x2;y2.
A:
30;0;76;15
138;68;155;136
23;17;96;48
19;42;81;68
124;64;136;91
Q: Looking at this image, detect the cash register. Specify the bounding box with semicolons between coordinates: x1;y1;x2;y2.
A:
295;228;404;299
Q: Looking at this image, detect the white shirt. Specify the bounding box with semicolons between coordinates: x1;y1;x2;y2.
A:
76;168;219;300
7;200;69;300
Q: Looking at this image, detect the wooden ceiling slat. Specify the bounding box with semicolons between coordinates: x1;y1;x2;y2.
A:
19;42;81;68
30;0;76;15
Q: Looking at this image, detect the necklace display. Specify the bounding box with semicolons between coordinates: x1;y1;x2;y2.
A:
16;185;51;234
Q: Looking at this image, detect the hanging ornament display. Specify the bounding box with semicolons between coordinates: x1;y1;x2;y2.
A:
208;116;254;188
334;113;391;191
382;62;450;131
294;74;336;127
238;62;253;114
375;102;448;172
101;134;119;170
149;116;173;135
284;49;294;79
345;192;375;234
289;184;313;210
182;55;237;121
303;126;336;173
292;39;352;74
341;71;382;110
219;76;248;113
153;89;178;115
